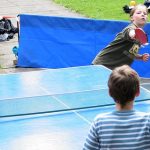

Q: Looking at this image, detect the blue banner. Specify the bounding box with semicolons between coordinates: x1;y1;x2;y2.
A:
18;14;150;77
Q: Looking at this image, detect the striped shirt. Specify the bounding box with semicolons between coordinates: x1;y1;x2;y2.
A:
83;110;150;150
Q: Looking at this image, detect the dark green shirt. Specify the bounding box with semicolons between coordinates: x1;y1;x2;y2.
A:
92;23;140;70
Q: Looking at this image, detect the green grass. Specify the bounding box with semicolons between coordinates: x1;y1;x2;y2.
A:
54;0;149;21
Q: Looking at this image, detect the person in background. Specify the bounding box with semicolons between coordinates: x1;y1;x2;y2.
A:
92;4;149;70
83;65;150;150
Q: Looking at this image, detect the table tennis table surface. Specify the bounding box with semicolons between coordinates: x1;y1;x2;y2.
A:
0;65;150;150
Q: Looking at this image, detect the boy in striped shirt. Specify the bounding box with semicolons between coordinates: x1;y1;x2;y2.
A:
83;65;150;150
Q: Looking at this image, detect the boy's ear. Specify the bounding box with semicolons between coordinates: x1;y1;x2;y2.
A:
135;87;140;97
109;89;112;97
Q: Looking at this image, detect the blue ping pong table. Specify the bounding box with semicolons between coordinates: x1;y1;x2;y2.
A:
0;65;150;150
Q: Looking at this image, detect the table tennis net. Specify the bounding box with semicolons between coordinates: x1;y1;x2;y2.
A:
0;88;150;118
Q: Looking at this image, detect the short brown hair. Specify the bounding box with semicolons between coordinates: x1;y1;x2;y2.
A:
130;4;148;17
108;65;140;106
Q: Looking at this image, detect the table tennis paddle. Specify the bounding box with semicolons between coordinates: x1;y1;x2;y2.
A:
135;28;148;45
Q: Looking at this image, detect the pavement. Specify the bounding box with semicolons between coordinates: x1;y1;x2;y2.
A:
0;0;85;74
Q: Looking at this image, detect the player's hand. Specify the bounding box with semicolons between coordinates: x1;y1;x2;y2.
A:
142;53;149;61
129;29;135;39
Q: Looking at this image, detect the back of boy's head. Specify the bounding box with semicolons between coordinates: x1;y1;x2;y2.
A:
130;4;148;17
108;65;140;106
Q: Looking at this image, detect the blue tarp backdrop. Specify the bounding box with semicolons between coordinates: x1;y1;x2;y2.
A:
18;14;150;77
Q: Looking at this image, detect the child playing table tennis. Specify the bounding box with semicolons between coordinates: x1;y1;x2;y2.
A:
83;65;150;150
92;4;149;70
